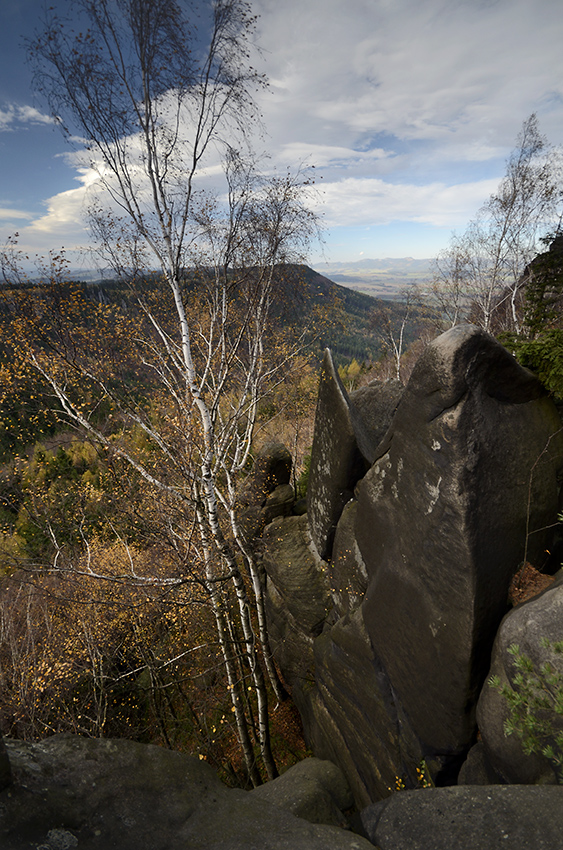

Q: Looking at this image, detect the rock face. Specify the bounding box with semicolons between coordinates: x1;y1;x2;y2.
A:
262;514;332;729
262;325;563;805
357;324;561;763
359;785;563;850
306;350;402;560
478;571;563;784
0;736;374;850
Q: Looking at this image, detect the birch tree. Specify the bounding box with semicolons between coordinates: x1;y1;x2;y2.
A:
3;0;321;784
431;115;563;334
370;286;421;382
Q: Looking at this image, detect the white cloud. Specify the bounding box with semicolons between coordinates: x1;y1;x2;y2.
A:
0;187;90;258
253;0;563;166
277;142;389;170
314;176;499;228
0;208;33;221
4;0;563;262
27;188;88;235
0;103;56;131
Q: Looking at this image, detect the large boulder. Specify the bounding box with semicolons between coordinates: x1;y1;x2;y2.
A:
456;741;504;785
478;571;563;784
261;324;563;805
0;736;374;850
356;324;563;767
250;757;353;828
348;379;403;464
359;785;563;849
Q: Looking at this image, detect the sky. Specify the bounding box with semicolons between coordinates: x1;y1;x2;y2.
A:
0;0;562;272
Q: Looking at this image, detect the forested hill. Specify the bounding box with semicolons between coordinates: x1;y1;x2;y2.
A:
268;263;430;364
64;263;427;365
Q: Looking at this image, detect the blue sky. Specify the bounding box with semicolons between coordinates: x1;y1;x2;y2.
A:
1;0;562;271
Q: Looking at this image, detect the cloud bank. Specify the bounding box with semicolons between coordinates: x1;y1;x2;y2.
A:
2;0;563;261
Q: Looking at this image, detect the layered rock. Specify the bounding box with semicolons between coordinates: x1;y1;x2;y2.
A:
250;756;353;828
262;325;563;804
261;514;331;730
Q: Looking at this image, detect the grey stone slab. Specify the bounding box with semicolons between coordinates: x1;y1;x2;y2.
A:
361;785;563;850
0;736;374;850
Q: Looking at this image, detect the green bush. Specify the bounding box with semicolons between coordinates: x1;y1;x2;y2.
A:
489;639;563;781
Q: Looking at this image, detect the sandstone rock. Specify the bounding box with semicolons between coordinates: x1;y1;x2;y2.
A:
478;571;563;784
356;324;563;764
349;379;403;464
262;483;295;525
262;515;331;640
264;576;316;714
0;736;374;850
309;608;415;806
261;324;563;807
359;785;563;850
456;741;504;785
306;357;403;562
329;500;368;618
261;514;332;730
250;757;353;828
307;349;370;559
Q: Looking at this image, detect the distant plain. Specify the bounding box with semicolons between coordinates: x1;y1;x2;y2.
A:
315;258;433;300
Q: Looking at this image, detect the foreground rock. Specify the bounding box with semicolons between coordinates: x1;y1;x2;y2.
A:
0;735;10;791
250;757;353;828
478;571;563;784
359;785;563;849
0;736;373;850
262;325;563;804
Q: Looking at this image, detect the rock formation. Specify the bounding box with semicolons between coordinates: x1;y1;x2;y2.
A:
359;785;563;849
0;735;10;791
237;440;295;541
262;325;563;805
3;733;562;849
306;350;402;559
0;737;372;850
3;324;563;848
